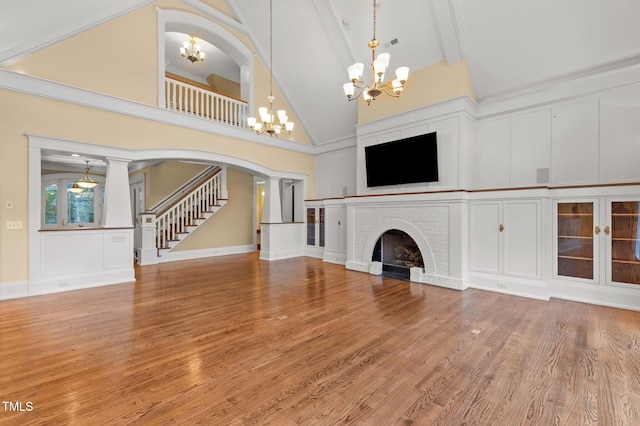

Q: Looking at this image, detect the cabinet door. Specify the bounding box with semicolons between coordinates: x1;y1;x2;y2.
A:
554;200;599;283
469;201;502;274
607;199;640;287
503;200;541;279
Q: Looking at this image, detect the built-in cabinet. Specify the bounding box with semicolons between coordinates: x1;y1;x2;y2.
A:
470;199;542;280
554;197;640;288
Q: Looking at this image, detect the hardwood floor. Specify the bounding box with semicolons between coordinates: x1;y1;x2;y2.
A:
1;253;640;425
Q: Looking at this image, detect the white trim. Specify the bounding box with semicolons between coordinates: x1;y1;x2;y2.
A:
158;244;256;263
0;280;29;300
477;62;640;118
0;69;313;154
178;0;248;35
356;95;478;137
28;134;308;181
156;8;255;113
468;272;550;302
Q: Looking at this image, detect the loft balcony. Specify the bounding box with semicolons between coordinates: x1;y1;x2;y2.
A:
163;73;248;128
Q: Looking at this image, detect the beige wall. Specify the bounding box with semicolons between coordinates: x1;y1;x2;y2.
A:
175;168;254;250
4;1;312;145
357;59;476;125
0;88;313;285
6;6;158;105
145;161;209;208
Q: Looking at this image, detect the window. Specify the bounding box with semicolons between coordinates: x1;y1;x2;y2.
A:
42;174;103;228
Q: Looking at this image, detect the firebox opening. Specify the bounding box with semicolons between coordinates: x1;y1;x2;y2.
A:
372;229;424;281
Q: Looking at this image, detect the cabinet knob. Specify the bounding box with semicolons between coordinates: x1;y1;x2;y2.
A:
499;224;504;232
604;225;610;235
594;226;600;235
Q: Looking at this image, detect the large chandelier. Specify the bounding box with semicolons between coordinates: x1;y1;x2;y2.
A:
343;0;409;105
180;35;205;63
247;0;294;137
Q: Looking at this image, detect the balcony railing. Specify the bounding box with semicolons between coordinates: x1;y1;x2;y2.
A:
164;75;248;128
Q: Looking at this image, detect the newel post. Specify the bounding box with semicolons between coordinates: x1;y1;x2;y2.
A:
137;212;159;265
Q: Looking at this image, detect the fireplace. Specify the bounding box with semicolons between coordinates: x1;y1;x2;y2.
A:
372;229;424;280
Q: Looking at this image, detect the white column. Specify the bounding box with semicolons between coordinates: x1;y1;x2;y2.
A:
102;157;133;228
261;176;282;224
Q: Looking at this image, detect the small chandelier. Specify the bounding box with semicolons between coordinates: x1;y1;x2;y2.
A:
180;35;205;63
343;0;409;105
247;0;294;137
76;161;98;189
68;183;84;194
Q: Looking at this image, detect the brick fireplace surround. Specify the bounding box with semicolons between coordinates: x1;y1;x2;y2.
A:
345;193;468;291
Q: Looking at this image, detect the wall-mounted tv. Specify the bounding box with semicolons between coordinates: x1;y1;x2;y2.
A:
365;132;438;187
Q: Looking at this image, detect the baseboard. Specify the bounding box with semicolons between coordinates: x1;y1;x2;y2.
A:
38;268;136;295
551;280;640;312
468;272;550;301
159;244;256;263
259;247;306;261
322;249;347;265
0;280;29;300
345;260;369;273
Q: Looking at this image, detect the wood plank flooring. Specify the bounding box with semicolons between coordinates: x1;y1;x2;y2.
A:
1;253;639;425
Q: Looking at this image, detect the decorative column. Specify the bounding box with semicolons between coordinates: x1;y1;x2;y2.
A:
261;176;282;224
102;157;132;228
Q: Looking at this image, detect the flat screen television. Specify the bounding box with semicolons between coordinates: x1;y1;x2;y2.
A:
365;132;438;187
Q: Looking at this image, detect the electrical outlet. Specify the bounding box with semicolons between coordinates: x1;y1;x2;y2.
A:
6;221;23;230
497;282;507;289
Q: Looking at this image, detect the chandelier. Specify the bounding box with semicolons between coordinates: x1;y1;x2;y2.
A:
180;35;205;63
76;161;98;189
343;0;409;105
247;0;294;137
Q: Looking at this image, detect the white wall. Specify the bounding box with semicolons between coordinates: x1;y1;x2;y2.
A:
354;97;476;196
314;147;357;199
472;71;640;190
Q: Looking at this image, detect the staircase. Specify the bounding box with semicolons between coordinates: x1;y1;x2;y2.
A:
153;167;227;254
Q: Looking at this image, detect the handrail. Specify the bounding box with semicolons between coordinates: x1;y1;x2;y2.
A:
165;72;246;103
156;171;223;249
148;165;219;214
155;168;222;217
164;76;248;128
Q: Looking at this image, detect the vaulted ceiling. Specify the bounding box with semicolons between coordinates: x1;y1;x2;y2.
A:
2;0;639;146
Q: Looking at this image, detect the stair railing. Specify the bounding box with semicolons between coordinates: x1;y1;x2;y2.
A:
156;169;223;249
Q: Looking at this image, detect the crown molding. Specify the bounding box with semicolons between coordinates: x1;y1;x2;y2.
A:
0;69;315;155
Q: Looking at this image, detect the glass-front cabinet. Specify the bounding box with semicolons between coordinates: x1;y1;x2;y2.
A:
555;198;640;287
609;201;640;285
556;201;596;281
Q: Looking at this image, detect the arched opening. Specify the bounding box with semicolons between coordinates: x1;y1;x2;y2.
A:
157;9;254;115
372;229;424;281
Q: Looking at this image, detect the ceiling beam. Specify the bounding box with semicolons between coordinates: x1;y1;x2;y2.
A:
430;0;463;65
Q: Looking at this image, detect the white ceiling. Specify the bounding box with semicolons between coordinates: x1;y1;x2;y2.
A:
2;0;639;146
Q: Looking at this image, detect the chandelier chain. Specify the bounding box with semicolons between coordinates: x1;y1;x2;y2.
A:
269;0;273;98
246;0;294;136
342;0;409;104
372;0;377;42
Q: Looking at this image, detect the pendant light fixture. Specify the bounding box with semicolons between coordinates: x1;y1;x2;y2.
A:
180;35;206;63
68;183;84;194
76;160;98;189
343;0;409;105
247;0;294;137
